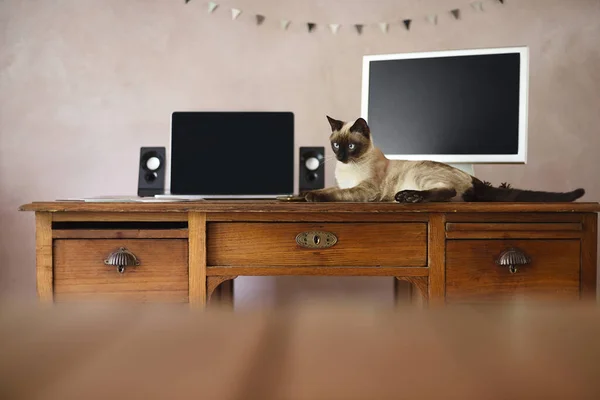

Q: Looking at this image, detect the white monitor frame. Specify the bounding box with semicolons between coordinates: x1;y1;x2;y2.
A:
361;46;529;164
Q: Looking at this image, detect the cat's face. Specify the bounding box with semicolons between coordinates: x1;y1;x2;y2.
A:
326;116;372;163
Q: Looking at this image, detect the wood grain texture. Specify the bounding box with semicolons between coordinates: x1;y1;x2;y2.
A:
52;229;188;239
35;212;53;302
207;266;429;277
445;213;586;223
446;240;581;303
397;276;428;306
446;231;583;239
427;214;446;306
3;303;600;399
393;279;412;305
188;212;207;307
581;213;598;301
53;239;188;302
446;223;582;231
51;212;188;222
206;276;237;303
213;279;235;308
20;202;600;307
207;222;427;267
222;279;234;303
207;213;428;222
445;221;584;240
19;201;600;214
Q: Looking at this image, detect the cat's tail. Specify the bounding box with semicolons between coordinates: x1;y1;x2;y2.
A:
469;178;585;202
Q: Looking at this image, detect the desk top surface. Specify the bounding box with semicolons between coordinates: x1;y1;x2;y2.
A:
19;200;600;213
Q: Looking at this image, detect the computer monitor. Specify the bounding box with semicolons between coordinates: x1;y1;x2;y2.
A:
168;111;294;198
361;47;529;167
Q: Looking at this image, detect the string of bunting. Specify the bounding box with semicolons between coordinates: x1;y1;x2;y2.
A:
185;0;506;34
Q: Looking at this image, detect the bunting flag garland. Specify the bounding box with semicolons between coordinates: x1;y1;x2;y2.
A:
471;1;484;11
230;8;242;20
207;1;218;13
426;14;438;25
190;0;505;35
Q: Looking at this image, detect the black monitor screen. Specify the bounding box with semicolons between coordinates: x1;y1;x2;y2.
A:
366;52;521;155
170;112;294;195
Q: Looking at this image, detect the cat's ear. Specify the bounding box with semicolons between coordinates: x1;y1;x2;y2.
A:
326;115;344;132
349;118;370;138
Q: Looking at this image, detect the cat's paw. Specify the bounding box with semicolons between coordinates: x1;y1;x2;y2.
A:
395;190;425;203
304;190;329;202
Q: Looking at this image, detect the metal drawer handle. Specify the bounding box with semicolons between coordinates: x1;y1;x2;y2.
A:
104;247;140;273
295;231;338;249
495;247;531;274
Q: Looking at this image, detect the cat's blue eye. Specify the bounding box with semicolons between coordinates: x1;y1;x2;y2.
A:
348;143;356;150
333;143;340;149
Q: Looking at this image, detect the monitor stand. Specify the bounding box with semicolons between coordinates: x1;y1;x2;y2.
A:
448;163;475;176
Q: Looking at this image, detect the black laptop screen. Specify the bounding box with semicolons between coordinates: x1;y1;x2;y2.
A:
170;112;294;196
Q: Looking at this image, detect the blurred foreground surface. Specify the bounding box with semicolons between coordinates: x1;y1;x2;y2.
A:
1;301;599;399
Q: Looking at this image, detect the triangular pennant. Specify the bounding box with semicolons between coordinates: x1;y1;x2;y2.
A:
256;14;265;25
426;14;438;25
403;19;412;30
231;8;241;20
329;24;340;34
471;2;484;11
207;1;218;13
307;22;316;33
280;20;291;30
379;22;389;33
355;24;363;35
451;9;461;19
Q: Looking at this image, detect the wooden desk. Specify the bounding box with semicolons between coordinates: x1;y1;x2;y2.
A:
3;302;600;399
19;201;600;306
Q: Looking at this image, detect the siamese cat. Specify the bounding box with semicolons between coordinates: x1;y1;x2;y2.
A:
303;116;585;203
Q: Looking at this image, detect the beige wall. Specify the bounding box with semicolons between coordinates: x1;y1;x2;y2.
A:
1;0;599;305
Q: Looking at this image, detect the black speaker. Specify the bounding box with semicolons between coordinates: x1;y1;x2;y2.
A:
299;146;325;193
138;147;166;197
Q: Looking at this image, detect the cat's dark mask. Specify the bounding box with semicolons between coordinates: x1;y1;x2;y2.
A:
326;116;371;163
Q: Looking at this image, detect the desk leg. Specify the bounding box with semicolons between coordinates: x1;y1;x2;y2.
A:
581;213;597;302
207;276;237;309
428;214;446;306
394;278;412;306
189;212;207;307
396;277;428;308
219;279;234;307
35;212;53;303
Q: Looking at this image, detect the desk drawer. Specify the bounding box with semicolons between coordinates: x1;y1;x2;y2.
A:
207;222;427;267
53;239;188;302
446;240;581;303
445;222;583;239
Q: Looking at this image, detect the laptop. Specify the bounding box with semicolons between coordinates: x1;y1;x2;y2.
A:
156;111;296;200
